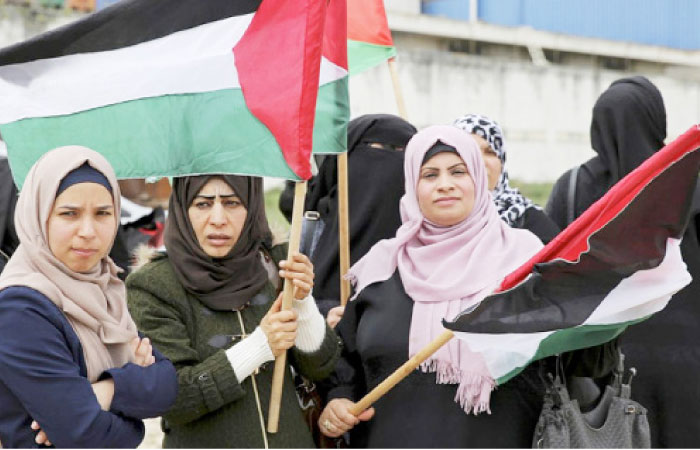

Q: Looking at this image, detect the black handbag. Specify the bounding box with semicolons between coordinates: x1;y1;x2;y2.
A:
292;369;345;449
533;353;650;448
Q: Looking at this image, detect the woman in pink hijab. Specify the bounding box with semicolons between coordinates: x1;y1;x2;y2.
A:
318;126;546;448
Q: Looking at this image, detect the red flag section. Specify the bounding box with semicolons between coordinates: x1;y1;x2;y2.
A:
500;124;700;291
324;0;348;70
444;126;700;386
348;0;394;46
234;0;329;180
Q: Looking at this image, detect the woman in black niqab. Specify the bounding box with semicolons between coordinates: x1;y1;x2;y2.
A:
0;158;19;273
546;76;700;447
306;114;417;316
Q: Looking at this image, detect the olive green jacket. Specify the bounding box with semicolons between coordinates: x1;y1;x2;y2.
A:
126;248;340;448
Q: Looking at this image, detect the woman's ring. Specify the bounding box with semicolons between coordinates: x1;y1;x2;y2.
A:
323;419;335;432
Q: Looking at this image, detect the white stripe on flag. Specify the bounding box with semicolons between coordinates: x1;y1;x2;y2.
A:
453;237;690;381
585;238;690;324
461;330;555;382
0;14;347;124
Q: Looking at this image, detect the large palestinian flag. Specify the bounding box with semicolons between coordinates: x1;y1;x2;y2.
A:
445;125;700;385
0;0;349;187
348;0;396;74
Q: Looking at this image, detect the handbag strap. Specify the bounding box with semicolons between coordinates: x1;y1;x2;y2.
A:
566;165;580;226
617;356;637;400
545;355;571;405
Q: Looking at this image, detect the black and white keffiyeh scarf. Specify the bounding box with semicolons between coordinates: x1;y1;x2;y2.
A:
453;113;538;226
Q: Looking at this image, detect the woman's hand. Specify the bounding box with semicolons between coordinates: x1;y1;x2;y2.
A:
30;378;118;442
318;399;375;438
92;378;115;411
326;306;345;329
279;252;314;300
31;421;51;447
130;336;155;367
261;294;298;357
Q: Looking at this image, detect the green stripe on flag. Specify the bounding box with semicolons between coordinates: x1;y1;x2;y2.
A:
2;78;348;188
495;318;648;385
348;39;396;75
313;76;349;155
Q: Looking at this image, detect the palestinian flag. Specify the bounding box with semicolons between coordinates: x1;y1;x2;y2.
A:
445;125;700;385
0;0;349;187
348;0;396;74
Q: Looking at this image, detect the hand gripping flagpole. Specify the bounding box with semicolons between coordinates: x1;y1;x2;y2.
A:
347;125;700;417
342;57;412;410
267;180;308;433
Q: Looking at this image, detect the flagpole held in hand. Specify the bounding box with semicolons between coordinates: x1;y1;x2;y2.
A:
267;180;308;433
338;152;351;306
349;125;700;418
349;329;455;416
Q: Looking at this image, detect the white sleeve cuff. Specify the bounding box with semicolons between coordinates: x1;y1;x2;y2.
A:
225;326;274;382
292;294;327;353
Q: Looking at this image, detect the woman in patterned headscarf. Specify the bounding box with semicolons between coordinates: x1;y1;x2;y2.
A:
454;114;560;243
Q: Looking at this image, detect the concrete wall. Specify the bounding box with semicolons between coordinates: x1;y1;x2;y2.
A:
348;36;700;182
384;0;421;15
0;5;80;47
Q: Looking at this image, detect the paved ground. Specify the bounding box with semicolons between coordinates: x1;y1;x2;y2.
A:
139;418;164;449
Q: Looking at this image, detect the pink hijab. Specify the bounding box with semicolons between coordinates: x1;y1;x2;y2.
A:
0;146;138;382
347;125;543;413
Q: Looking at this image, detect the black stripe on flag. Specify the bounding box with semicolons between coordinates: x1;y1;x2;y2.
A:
0;0;261;65
445;147;700;334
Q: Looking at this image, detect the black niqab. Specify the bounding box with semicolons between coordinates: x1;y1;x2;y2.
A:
0;158;19;271
306;114;416;310
164;175;272;311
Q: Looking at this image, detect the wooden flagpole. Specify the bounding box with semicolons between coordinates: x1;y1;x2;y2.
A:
387;57;408;120
338;152;351;306
348;329;455;416
337;54;412;413
337;57;408;307
267;180;308;433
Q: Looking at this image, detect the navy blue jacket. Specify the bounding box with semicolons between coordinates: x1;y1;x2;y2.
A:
0;286;178;448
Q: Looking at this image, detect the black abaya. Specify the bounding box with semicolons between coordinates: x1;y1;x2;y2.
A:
546;76;700;447
329;271;545;448
0;158;19;273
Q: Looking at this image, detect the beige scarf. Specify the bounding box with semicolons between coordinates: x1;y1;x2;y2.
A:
0;146;138;382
